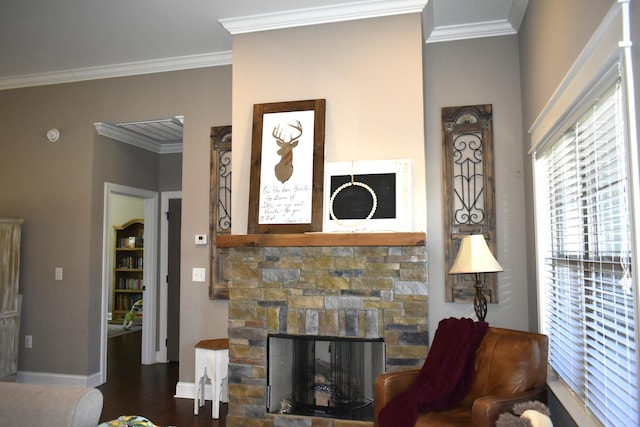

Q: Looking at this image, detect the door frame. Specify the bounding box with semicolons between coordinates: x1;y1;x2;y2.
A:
158;191;181;363
100;182;159;384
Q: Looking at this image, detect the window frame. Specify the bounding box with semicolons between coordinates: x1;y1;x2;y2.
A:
529;2;640;425
534;79;637;426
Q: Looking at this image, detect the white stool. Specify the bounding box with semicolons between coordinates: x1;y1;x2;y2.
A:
194;338;229;418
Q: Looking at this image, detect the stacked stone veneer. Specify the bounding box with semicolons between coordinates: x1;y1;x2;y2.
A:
226;244;428;427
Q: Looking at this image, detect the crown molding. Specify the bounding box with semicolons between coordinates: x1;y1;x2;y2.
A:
219;0;427;35
425;19;517;43
0;51;232;91
425;0;528;44
94;123;183;154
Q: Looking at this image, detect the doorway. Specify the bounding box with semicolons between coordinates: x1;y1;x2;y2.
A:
100;183;158;384
167;197;181;361
158;191;182;363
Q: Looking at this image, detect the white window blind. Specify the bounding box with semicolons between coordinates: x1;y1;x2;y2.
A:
535;80;639;426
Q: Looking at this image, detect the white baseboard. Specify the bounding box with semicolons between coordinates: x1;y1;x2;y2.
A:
86;372;103;387
156;351;168;364
16;370;101;387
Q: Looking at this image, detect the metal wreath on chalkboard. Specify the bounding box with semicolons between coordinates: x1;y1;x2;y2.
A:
329;173;378;230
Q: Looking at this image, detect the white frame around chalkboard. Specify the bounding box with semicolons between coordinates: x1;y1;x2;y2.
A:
323;159;412;232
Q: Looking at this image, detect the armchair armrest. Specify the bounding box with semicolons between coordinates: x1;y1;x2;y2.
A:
471;388;548;427
374;369;420;427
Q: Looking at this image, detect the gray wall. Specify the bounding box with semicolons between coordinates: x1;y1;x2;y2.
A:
519;0;616;330
0;66;232;379
424;35;529;335
158;153;182;192
517;1;635;425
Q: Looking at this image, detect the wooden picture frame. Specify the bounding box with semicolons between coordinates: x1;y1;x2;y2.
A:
248;99;326;234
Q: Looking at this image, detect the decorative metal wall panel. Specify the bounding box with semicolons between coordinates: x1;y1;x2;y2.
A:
442;105;497;303
210;126;232;299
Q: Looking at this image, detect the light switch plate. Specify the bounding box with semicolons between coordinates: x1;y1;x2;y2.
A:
55;267;63;281
192;267;206;282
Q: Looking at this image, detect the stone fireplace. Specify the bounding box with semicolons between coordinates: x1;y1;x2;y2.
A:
217;232;428;427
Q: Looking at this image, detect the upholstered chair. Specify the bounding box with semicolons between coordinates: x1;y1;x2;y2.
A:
374;327;548;427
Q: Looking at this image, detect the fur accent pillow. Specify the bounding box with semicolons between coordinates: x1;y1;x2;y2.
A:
495;401;552;427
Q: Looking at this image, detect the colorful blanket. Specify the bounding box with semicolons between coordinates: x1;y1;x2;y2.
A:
378;317;488;427
99;415;171;427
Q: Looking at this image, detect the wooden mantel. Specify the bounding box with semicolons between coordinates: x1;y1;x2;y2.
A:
216;232;426;248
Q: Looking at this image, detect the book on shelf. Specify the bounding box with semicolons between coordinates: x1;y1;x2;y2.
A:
117;256;143;269
116;236;144;249
117;277;142;290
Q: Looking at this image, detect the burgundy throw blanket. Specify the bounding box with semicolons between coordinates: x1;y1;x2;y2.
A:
378;317;489;427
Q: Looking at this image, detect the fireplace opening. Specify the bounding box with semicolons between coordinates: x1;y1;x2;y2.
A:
267;334;385;421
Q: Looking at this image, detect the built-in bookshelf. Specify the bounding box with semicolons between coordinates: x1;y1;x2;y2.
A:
111;219;144;325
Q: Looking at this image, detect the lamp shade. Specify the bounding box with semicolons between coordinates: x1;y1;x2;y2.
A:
448;234;503;274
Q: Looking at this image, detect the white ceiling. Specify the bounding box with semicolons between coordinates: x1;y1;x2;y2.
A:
3;0;528;150
94;117;185;154
0;0;528;90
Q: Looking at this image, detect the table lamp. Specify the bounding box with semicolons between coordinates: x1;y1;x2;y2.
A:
448;234;503;321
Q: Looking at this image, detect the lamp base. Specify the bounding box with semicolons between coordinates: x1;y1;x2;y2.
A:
474;273;487;321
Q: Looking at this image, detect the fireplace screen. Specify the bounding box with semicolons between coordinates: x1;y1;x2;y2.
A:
267;334;384;421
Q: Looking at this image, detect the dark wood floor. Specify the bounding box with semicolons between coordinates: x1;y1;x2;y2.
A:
98;330;227;426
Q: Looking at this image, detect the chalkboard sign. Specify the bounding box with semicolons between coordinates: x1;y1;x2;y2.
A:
329;173;396;220
323;159;411;232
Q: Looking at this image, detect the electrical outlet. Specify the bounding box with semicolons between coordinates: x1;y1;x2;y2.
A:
25;335;32;348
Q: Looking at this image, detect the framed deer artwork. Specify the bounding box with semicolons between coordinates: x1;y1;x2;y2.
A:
248;99;326;234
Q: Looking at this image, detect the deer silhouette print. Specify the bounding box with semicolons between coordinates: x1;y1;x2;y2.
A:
272;120;303;183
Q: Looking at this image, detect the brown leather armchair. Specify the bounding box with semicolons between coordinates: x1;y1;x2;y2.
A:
374;327;548;427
